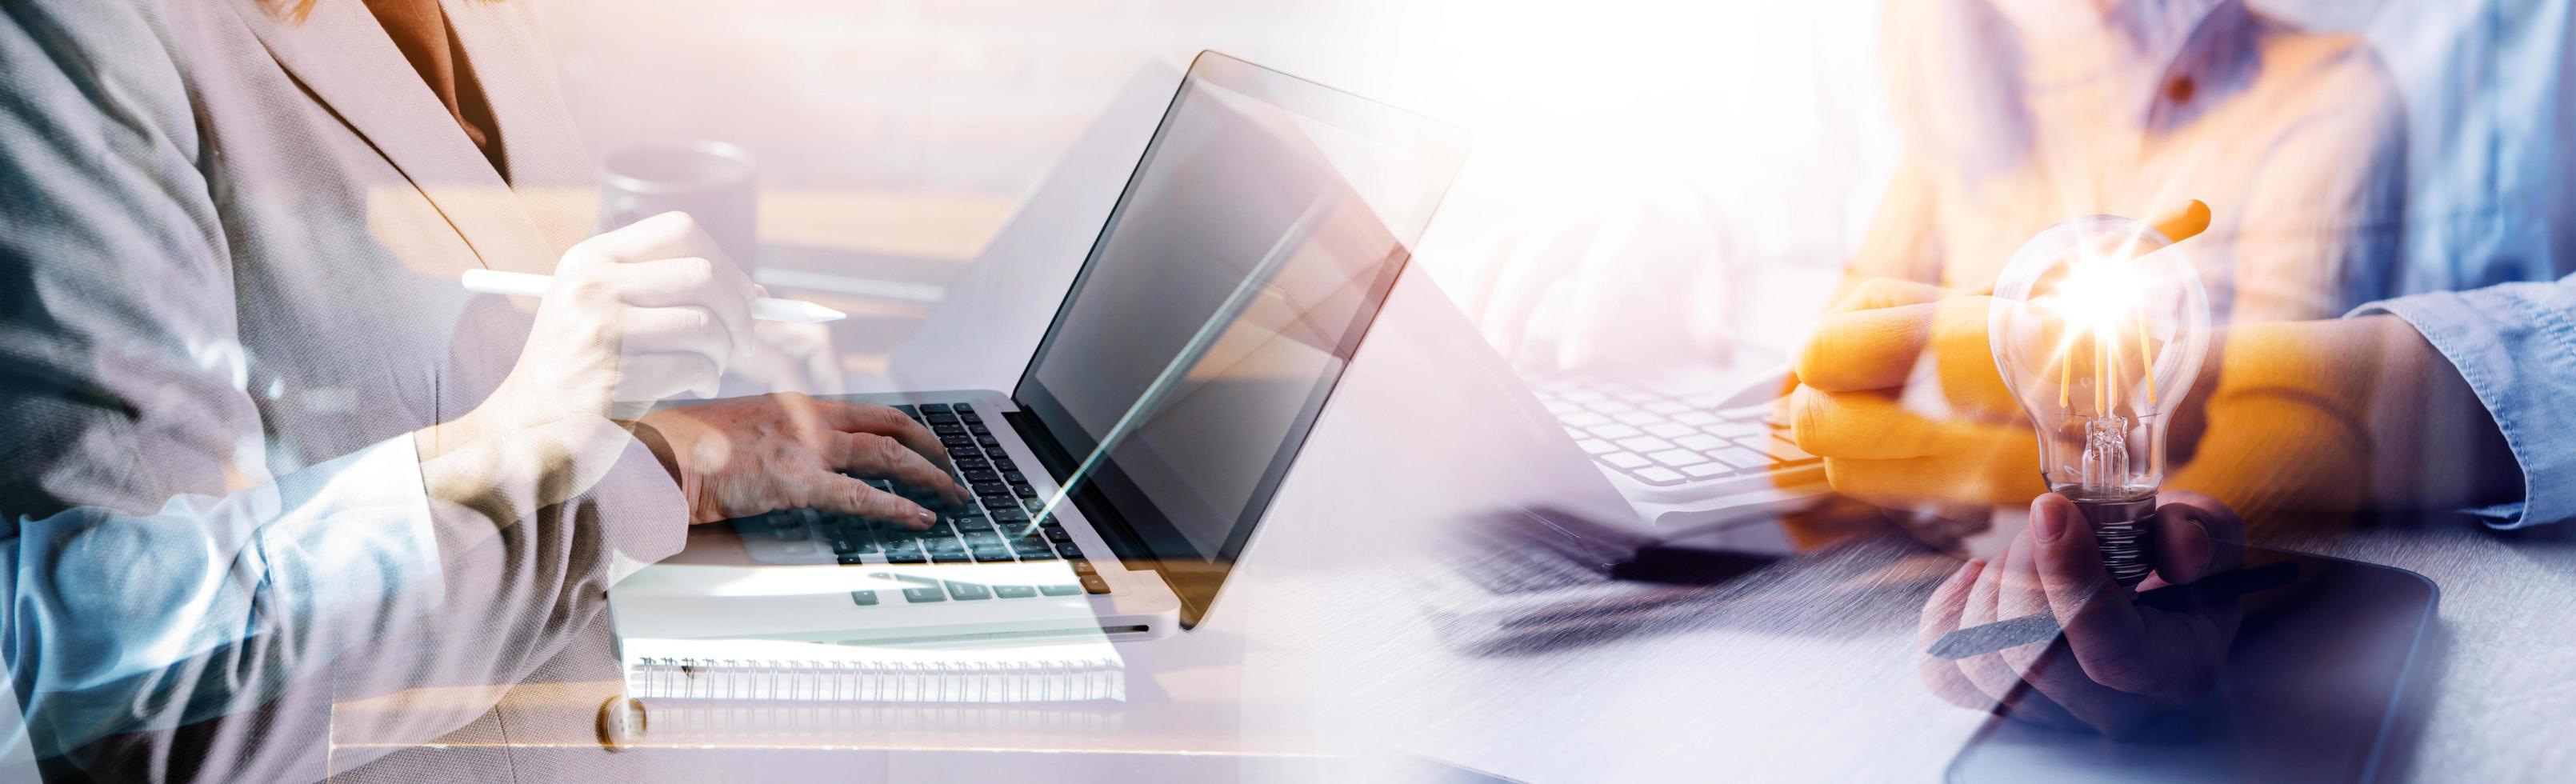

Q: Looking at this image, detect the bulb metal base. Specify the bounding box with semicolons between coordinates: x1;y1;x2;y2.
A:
2073;496;2156;590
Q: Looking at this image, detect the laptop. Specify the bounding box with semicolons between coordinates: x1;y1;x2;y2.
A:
609;51;1470;645
1530;362;1828;533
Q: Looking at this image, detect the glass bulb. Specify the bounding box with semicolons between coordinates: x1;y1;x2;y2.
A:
1988;215;2211;586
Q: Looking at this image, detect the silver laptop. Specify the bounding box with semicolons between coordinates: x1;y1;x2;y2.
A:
1529;362;1828;533
610;51;1469;645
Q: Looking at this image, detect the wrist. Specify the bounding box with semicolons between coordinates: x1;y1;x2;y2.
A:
623;416;689;491
630;410;711;522
410;393;625;528
413;404;492;464
414;420;517;527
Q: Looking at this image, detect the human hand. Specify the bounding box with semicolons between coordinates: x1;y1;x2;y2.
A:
1916;491;2245;736
1467;179;1736;371
419;212;765;514
635;393;970;527
1786;279;2040;514
1785;202;2211;528
519;210;764;407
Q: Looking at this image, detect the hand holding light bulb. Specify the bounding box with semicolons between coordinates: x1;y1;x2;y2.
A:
1916;208;2238;737
1785;202;2214;533
1782;199;2247;734
1987;211;2214;586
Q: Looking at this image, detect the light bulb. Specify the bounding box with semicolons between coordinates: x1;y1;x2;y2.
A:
1988;215;2212;589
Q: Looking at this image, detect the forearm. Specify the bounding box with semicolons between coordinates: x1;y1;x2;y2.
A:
27;437;685;779
413;406;558;534
6;436;440;759
410;396;667;535
406;405;689;610
311;445;686;775
2166;316;2515;526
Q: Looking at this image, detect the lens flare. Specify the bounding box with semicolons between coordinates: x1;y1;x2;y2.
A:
1989;215;2212;588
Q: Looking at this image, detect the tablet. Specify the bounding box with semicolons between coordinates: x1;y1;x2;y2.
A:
1947;548;2438;783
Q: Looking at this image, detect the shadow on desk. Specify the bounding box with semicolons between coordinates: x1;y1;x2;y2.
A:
1426;528;1958;658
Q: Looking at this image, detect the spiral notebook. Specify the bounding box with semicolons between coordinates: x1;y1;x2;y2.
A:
602;698;1137;749
620;635;1127;704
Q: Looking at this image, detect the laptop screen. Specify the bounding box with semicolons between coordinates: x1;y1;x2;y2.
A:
1012;53;1464;622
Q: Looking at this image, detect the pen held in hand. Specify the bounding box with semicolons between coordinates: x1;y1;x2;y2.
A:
459;269;846;324
1926;561;2299;661
1714;362;1795;410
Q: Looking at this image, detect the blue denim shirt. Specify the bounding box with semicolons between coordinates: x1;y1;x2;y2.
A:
2313;0;2576;298
2311;0;2576;527
2357;274;2576;528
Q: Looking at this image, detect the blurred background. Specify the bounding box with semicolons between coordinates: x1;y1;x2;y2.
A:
533;0;2574;372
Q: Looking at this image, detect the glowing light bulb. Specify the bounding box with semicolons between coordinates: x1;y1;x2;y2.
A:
1988;215;2211;589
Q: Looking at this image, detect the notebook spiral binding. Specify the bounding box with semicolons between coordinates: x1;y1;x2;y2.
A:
622;698;1127;746
626;655;1126;703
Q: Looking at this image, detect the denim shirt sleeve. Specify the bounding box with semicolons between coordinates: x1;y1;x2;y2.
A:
2352;274;2576;528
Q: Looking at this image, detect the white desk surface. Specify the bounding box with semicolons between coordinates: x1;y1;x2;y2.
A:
412;149;2576;778
613;265;2576;782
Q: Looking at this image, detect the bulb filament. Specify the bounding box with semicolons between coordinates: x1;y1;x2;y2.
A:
2046;256;2166;418
2078;415;2134;498
2135;310;2159;406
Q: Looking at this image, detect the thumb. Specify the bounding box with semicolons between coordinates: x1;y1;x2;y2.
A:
2030;494;2154;690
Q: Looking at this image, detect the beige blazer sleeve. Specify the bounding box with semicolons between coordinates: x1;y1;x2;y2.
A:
0;1;689;780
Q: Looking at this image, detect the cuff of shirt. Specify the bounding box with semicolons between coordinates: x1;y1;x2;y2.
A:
2354;285;2576;528
597;434;691;574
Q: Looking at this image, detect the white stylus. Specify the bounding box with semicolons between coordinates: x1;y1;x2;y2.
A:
1713;362;1795;410
458;269;846;324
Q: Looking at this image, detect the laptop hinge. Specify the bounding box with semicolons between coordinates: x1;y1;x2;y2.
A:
1002;410;1157;564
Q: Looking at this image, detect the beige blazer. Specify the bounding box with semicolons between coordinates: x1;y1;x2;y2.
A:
0;0;697;779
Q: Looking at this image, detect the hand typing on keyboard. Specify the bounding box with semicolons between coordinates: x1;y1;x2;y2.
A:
633;393;972;526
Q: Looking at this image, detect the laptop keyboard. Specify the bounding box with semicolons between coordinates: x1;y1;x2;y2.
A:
1530;375;1819;488
730;402;1114;604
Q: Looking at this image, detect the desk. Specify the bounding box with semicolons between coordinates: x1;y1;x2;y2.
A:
328;496;2576;781
326;193;2576;781
1214;520;2576;782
